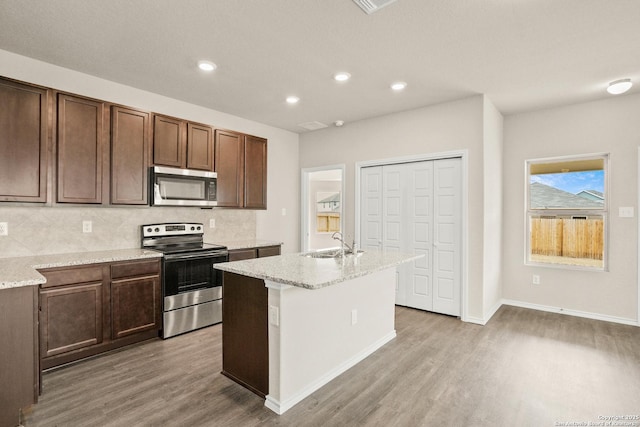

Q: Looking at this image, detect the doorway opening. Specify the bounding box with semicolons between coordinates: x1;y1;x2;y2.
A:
301;165;345;252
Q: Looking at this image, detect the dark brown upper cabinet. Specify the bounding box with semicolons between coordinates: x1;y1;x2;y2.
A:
152;114;184;168
187;122;214;171
153;115;214;171
244;135;267;209
214;129;244;207
111;106;150;205
0;78;50;202
214;130;267;209
56;93;107;204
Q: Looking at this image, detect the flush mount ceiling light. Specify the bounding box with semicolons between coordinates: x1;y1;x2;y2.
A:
286;95;300;104
352;0;398;14
197;60;217;72
607;78;633;95
391;81;407;91
334;72;351;82
334;120;345;127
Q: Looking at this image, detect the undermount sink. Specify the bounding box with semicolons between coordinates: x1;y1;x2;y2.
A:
302;249;364;259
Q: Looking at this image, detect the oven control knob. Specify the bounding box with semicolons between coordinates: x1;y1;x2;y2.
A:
191;226;195;231
146;228;152;233
154;227;160;233
196;226;201;231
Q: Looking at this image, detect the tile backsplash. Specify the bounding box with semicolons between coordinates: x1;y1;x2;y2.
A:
0;206;256;258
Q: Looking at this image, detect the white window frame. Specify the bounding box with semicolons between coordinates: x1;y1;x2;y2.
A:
525;153;609;271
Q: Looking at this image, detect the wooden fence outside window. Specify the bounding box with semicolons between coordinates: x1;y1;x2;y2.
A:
530;217;604;260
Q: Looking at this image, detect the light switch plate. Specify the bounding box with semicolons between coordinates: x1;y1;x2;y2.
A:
209;218;216;228
619;207;634;218
0;222;7;236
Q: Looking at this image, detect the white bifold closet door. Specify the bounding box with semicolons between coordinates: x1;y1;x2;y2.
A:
360;158;461;316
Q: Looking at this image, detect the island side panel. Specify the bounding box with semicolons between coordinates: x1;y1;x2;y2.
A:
266;268;397;414
221;272;269;397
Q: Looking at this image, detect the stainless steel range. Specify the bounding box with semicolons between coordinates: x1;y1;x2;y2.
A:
141;223;228;338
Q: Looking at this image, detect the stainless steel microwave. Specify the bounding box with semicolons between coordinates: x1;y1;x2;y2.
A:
150;166;217;207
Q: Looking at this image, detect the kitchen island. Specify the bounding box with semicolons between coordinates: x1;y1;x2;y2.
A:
215;250;421;415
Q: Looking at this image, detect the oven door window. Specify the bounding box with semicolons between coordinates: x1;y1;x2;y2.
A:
157;176;205;201
164;255;223;295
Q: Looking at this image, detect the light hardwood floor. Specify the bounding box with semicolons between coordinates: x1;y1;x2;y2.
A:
24;306;640;427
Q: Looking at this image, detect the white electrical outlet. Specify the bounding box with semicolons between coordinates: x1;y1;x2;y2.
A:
351;309;358;325
82;220;92;233
209;218;216;228
532;274;540;285
269;305;280;327
0;222;7;236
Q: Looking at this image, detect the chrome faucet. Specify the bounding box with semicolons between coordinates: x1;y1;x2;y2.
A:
331;232;353;254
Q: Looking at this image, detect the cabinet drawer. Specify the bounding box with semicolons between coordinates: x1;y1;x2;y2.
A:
228;248;257;261
39;265;104;288
111;259;160;280
258;246;281;258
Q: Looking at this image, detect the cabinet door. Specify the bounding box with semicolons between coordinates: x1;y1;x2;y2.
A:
0;78;49;202
111;275;161;339
186;122;214;171
215;130;244;207
111;106;150;205
153;114;185;168
244;135;267;209
39;282;104;358
57;93;106;204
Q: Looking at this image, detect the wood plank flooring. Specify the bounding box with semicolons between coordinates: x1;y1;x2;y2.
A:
23;306;640;427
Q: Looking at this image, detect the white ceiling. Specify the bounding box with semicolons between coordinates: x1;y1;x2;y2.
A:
1;0;638;133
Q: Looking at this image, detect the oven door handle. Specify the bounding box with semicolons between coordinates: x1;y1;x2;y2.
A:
164;252;228;262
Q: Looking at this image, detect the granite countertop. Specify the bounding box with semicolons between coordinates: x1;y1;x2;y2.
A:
214;250;422;290
210;239;283;251
0;249;163;290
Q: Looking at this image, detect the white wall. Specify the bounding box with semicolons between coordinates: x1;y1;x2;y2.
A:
0;49;300;254
502;93;640;322
482;97;504;319
299;96;489;321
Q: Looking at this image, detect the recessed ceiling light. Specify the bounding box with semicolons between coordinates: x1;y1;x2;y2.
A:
334;72;351;82
197;60;217;72
334;120;345;127
391;81;407;91
607;78;632;95
286;96;300;104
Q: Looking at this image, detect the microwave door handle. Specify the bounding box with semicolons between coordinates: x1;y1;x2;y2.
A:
154;183;162;201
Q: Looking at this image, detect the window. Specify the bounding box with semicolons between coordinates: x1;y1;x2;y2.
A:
526;154;608;270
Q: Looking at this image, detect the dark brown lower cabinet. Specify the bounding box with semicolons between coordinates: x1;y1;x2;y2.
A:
39;281;104;358
0;286;38;427
38;259;161;371
227;244;281;262
257;245;281;258
221;272;269;397
111;267;161;339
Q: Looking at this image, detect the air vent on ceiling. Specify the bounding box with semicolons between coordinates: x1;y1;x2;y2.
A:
298;121;329;131
352;0;397;14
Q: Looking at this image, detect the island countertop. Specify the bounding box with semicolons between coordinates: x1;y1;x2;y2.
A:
214;250;422;290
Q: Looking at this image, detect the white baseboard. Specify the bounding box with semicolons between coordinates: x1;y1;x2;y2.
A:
502;299;639;327
464;315;487;325
264;330;397;415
